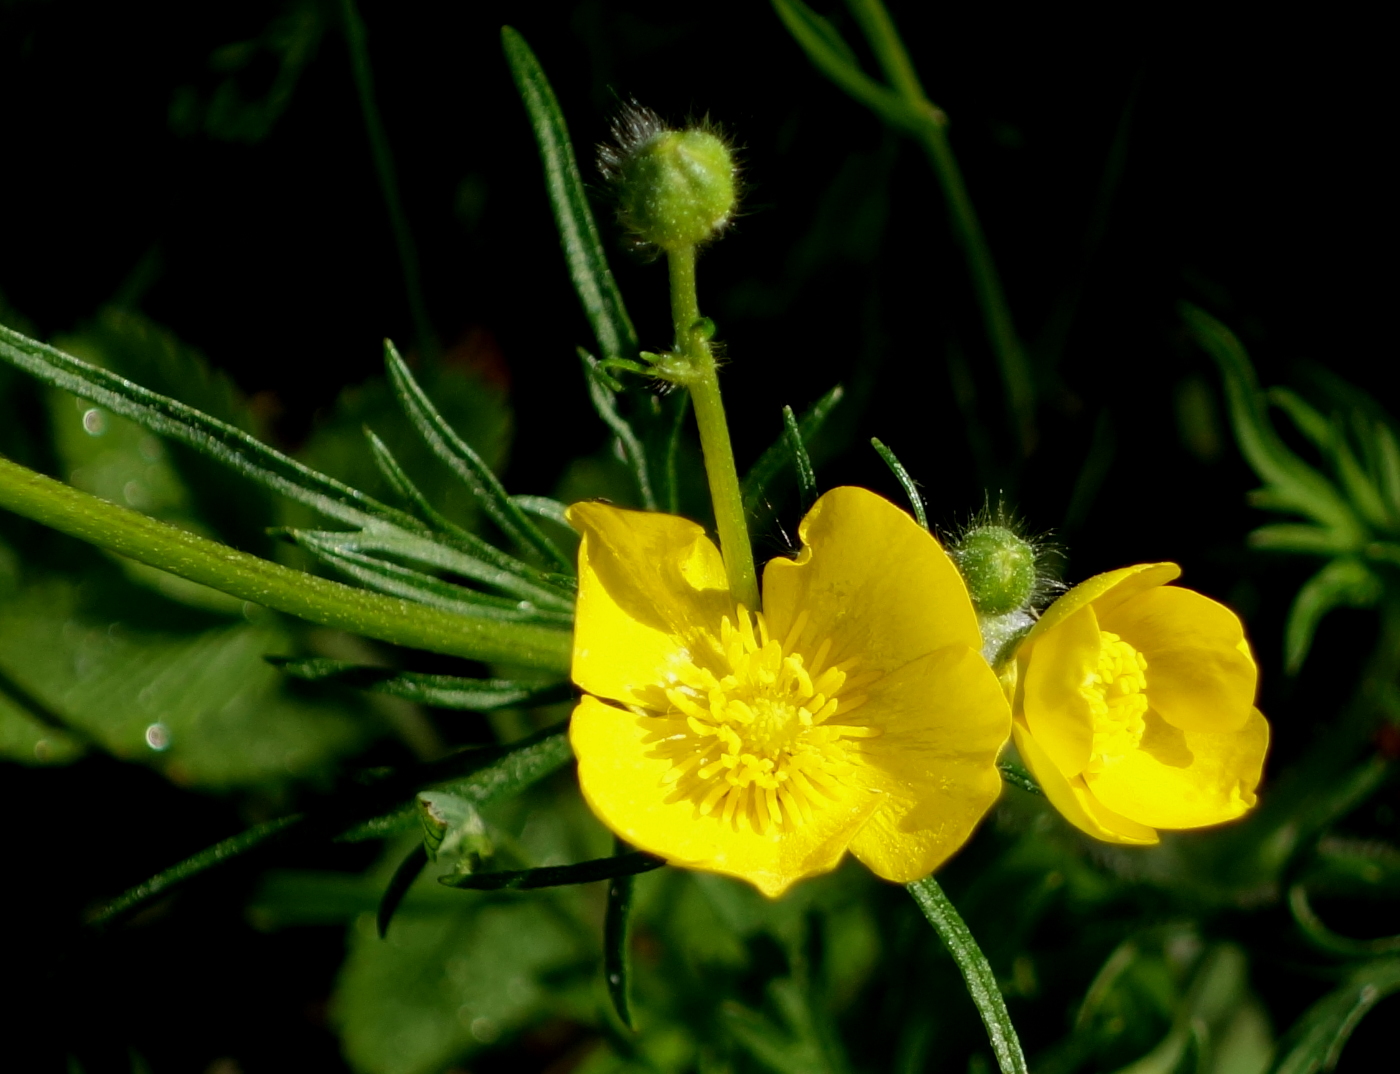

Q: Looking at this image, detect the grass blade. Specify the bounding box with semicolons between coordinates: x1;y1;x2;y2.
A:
0;323;417;533
91;726;571;926
339;726;574;842
270;657;573;710
1269;959;1400;1074
870;437;927;530
439;851;664;891
907;877;1028;1074
742;385;844;516
376;843;430;939
385;342;572;571
783;405;816;512
285;532;572;625
581;350;657;510
501;26;638;364
605;838;638;1028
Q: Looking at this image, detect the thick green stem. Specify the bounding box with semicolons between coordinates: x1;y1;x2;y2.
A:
0;455;572;672
667;245;761;610
907;876;1029;1074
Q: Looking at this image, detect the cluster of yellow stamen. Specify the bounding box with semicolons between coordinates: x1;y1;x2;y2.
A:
1083;629;1149;772
640;607;879;835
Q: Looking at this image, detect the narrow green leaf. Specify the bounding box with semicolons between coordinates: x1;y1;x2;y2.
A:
1270;387;1333;451
0;455;573;671
501;26;638;364
439;851;664;891
771;0;929;134
870;437;928;530
604;838;638;1029
581;350;658;510
92;726;571;925
1249;524;1355;555
1330;427;1393;534
742;384;844;515
270;658;573;711
377;843;429;939
339;726;574;842
285;526;573;610
384;341;572;571
284;531;571;625
0;322;419;534
1374;422;1400;523
1184;305;1359;536
89;814;305;928
363;425;441;526
1269;959;1400;1074
907;877;1029;1074
1284;557;1382;674
783;405;817;512
511;494;571;528
1288;883;1400;958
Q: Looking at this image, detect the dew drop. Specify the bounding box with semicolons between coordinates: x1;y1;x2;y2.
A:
145;722;171;751
82;408;107;436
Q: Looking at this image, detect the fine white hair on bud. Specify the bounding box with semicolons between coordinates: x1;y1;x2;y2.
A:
598;103;739;251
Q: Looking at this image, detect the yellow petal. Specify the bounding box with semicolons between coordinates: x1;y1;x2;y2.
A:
1023;563;1180;650
1100;587;1256;733
846;646;1010;882
1084;707;1270;829
762;487;981;674
569;694;881;897
567;501;734;707
1021;603;1100;779
1012;718;1158;845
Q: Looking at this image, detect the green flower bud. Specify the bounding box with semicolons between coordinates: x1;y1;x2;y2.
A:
952;525;1037;616
601;107;737;250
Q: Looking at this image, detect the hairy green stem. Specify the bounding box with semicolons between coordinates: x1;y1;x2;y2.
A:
0;455;571;671
907;876;1029;1074
339;0;437;360
667;245;760;610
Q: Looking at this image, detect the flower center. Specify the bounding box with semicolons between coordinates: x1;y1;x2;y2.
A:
1083;630;1149;772
642;608;877;835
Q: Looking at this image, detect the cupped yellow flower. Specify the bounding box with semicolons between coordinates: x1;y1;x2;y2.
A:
567;486;1011;897
1009;563;1270;845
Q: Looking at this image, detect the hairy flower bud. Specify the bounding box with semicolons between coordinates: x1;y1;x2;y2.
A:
601;107;737;250
952;525;1037;616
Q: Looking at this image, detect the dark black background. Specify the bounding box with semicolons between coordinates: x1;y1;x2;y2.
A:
2;1;1394;1070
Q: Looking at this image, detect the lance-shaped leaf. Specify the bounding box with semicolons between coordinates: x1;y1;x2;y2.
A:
385;342;572;571
90;725;572;926
742;385;844;516
871;437;927;530
1185;305;1360;539
376;843;429;939
501;27;638;365
1288;883;1400;958
0;322;418;534
1269;959;1400;1074
283;526;573;610
339;726;574;842
511;494;571;528
270;658;573;710
604;838;638;1029
1285;557;1382;674
783;405;816;513
439;851;664;891
581;350;657;510
283;531;572;625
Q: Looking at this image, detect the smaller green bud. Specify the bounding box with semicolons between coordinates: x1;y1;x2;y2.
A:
602;107;737;250
953;526;1037;616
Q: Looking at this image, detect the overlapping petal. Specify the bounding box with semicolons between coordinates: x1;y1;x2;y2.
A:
1011;563;1268;843
567;486;1010;895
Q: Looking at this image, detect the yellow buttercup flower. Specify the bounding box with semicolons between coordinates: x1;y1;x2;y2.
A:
567;486;1011;897
1008;563;1270;845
